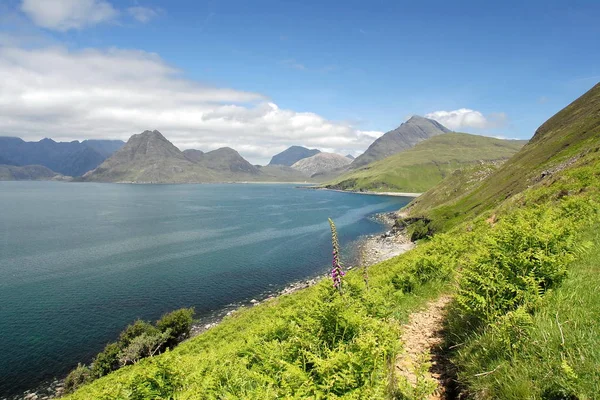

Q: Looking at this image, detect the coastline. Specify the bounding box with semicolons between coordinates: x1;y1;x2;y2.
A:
302;186;422;198
13;211;414;400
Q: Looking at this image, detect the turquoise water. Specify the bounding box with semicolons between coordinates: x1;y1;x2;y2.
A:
0;182;410;396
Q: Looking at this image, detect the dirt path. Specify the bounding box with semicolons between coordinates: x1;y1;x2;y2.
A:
395;295;454;399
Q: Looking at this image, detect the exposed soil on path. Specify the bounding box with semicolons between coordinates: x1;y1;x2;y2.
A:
396;295;455;399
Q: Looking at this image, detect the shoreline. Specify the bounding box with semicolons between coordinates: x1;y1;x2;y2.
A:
12;211;414;400
302;186;422;198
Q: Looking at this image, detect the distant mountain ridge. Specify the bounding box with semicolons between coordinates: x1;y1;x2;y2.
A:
268;146;321;166
351;115;451;168
0;137;124;176
84;130;306;183
291;152;352;177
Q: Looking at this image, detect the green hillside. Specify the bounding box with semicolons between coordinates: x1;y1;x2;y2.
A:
64;83;600;399
324;133;526;193
405;82;600;232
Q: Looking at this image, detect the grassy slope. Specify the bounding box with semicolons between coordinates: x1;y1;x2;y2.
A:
324;133;525;193
66;84;600;399
455;225;600;399
405;83;600;231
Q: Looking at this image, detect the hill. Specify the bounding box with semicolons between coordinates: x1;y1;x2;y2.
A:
268;146;321;166
404;82;600;231
325;133;526;193
290;152;351;177
350;115;451;168
0;137;124;176
0;164;69;181
63;83;600;400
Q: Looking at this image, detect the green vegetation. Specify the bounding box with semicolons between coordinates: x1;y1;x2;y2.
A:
64;308;194;394
66;83;600;399
324;133;525;193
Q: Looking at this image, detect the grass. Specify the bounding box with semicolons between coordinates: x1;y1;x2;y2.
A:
323;133;525;193
453;226;600;399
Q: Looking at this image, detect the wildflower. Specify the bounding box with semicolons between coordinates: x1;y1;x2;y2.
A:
328;218;345;293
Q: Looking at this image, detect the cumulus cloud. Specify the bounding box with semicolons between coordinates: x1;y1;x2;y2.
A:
425;108;507;131
20;0;118;31
0;45;381;164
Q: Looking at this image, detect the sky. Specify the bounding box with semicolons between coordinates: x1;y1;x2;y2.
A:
0;0;599;164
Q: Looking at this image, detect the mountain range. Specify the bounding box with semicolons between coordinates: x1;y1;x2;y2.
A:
0;137;124;177
83;130;308;183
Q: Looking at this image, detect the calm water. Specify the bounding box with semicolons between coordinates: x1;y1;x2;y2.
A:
0;182;410;396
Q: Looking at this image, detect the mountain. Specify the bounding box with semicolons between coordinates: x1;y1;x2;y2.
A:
0;137;124;176
193;147;260;175
84;130;302;183
268;146;321;166
0;164;69;181
350;115;451;168
325;133;526;193
83;130;215;183
291;152;352;177
345;154;355;160
182;149;204;163
81;140;125;158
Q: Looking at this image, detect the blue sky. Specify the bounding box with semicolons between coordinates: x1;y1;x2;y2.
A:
1;0;599;163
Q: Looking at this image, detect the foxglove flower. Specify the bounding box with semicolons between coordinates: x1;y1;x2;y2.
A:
328;218;345;293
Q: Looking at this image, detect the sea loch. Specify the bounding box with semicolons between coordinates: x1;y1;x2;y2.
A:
0;182;411;396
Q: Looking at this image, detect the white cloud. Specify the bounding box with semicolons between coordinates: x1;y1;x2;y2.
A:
0;45;381;164
425;108;507;131
20;0;118;31
127;6;158;23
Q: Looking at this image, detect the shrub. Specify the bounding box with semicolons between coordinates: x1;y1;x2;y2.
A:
156;308;195;348
90;342;121;378
119;331;171;366
119;320;160;348
64;363;92;393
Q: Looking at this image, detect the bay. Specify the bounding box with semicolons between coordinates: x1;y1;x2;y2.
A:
0;181;410;396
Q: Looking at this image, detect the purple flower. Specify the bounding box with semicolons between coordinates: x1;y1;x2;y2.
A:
328;218;345;293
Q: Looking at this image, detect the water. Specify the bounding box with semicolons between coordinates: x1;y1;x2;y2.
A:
0;182;411;396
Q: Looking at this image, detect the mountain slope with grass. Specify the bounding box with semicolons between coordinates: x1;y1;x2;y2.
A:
404;82;600;232
0;164;69;181
350;115;451;169
324;133;526;193
64;83;600;400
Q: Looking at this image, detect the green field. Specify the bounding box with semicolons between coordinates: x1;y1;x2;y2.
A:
324;133;526;193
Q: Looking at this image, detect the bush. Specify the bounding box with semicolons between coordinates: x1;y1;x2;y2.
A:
119;331;171;365
64;363;92;393
156;308;194;348
90;342;121;379
119;320;160;348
